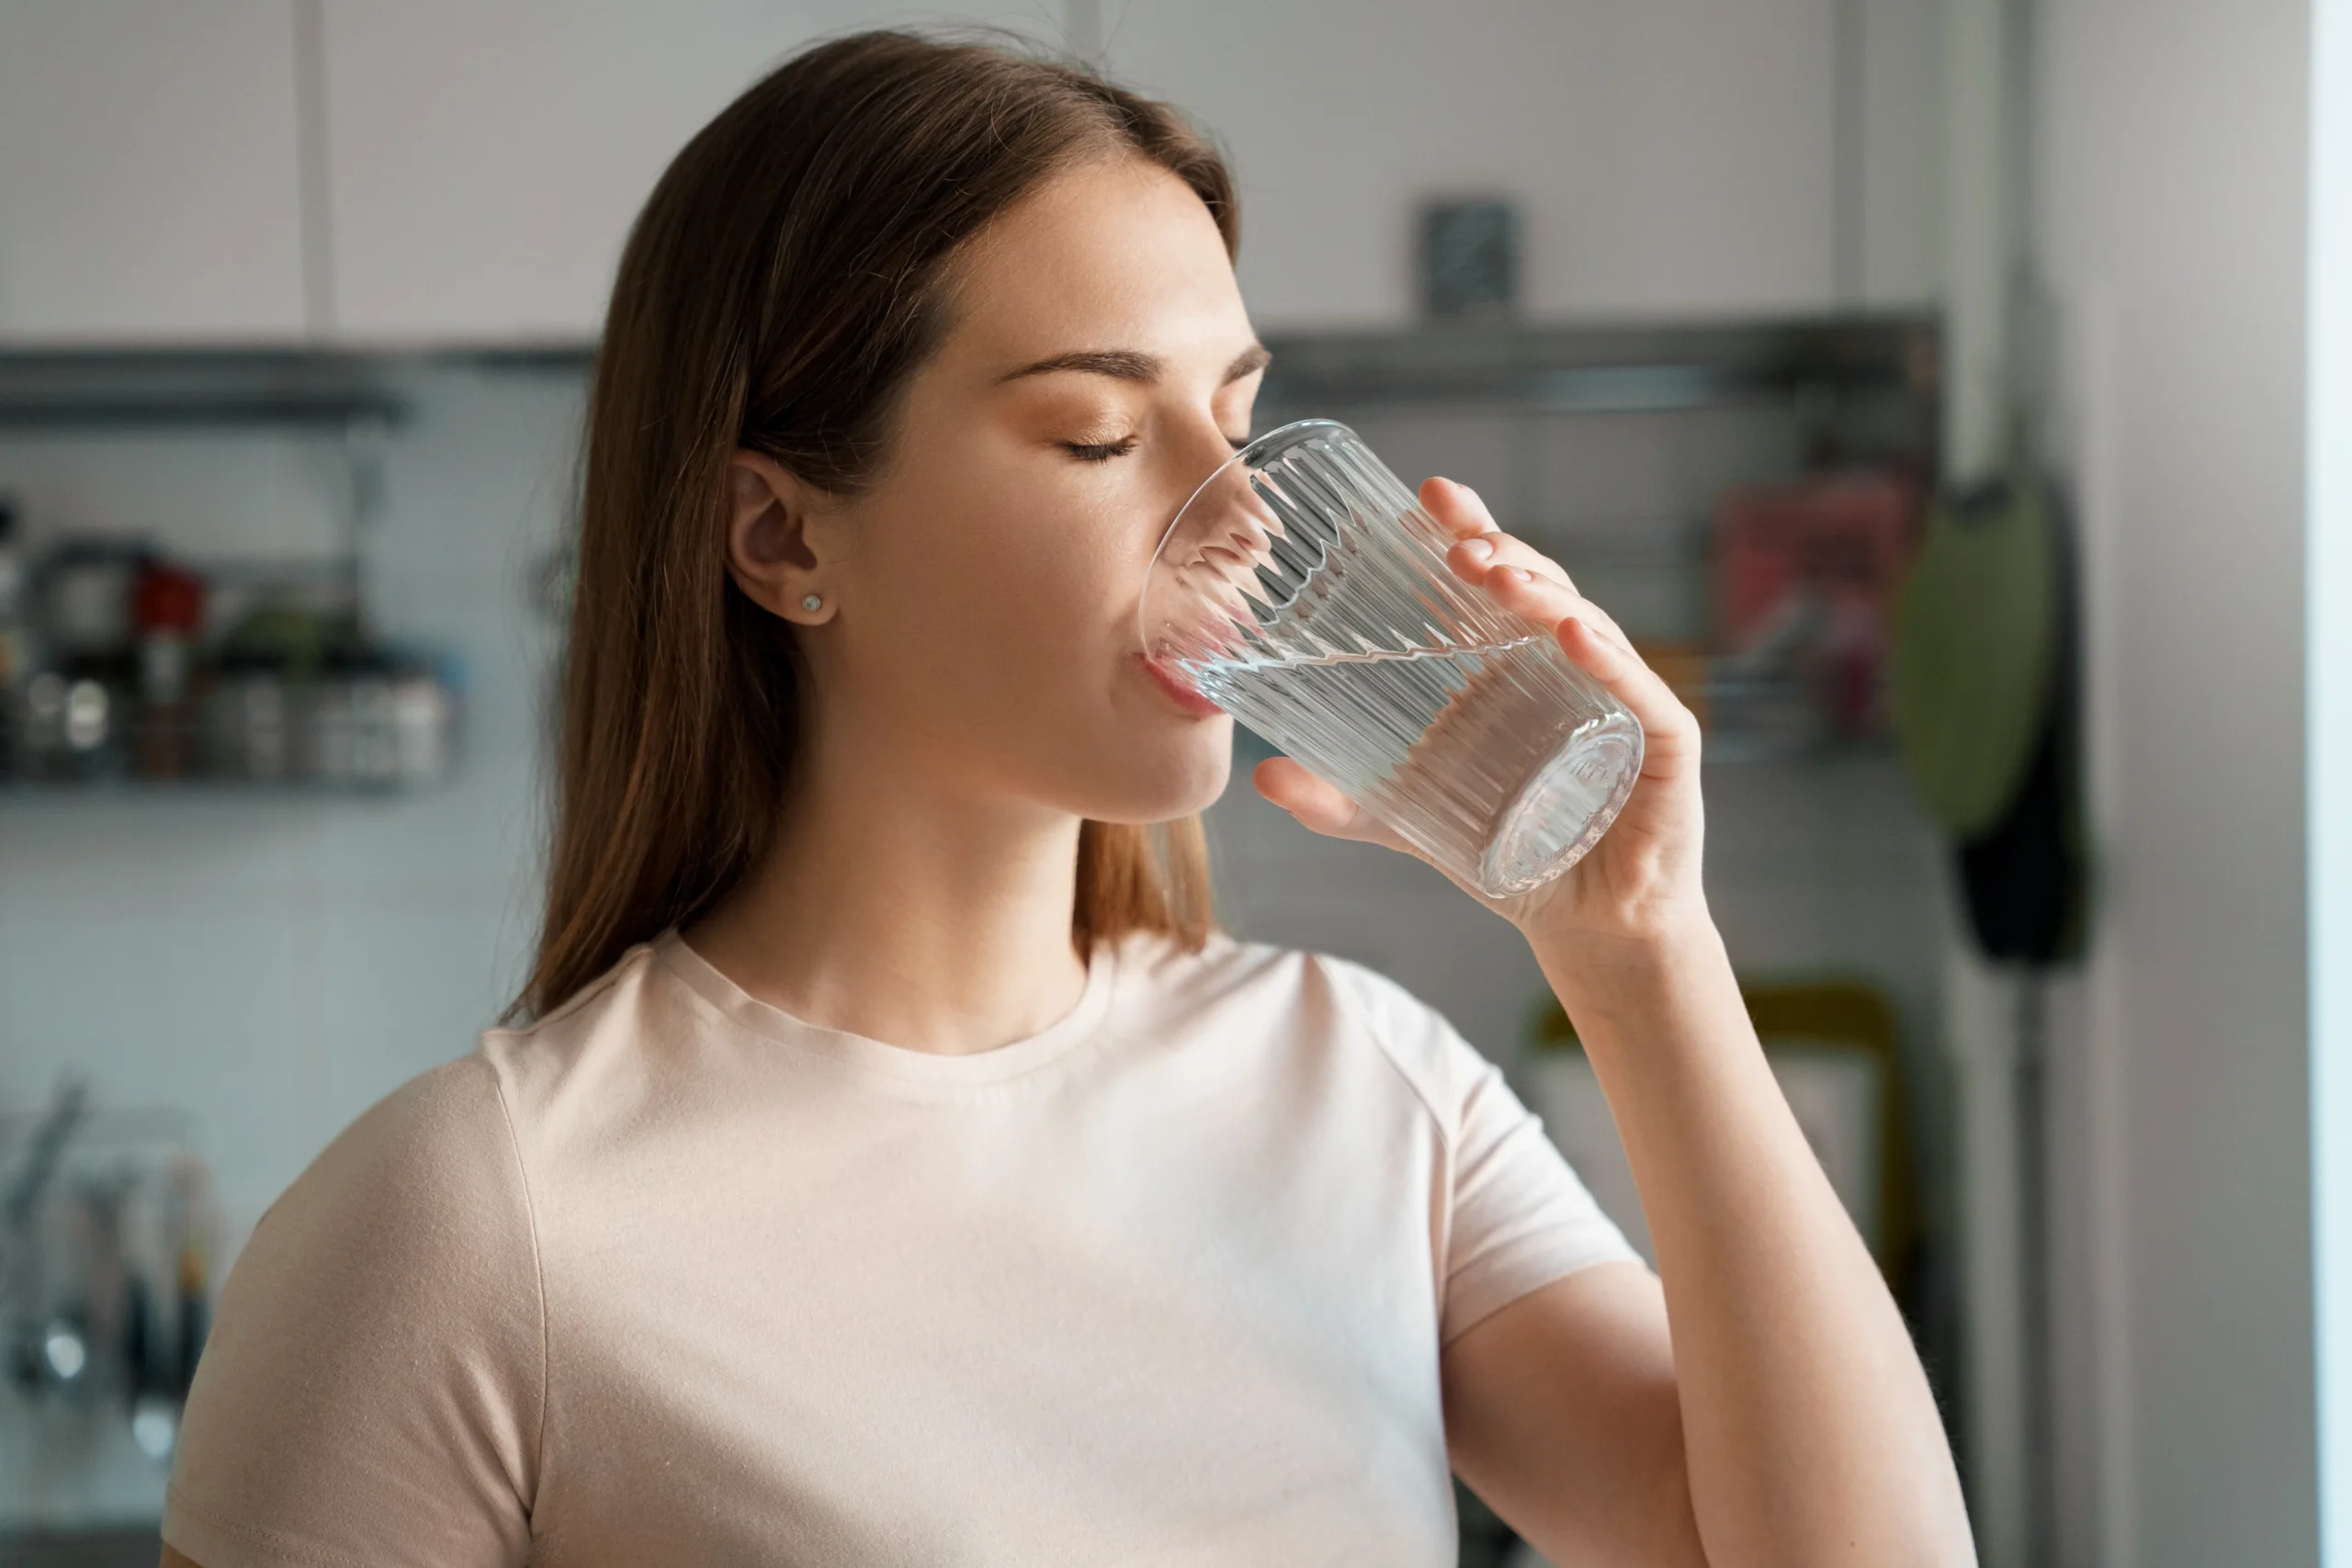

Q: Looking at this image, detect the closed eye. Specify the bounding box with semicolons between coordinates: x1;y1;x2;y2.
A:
1062;432;1251;463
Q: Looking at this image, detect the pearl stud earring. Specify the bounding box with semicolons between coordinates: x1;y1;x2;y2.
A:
801;593;823;612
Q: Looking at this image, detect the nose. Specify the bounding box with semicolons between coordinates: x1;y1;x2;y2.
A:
1154;414;1248;549
1175;410;1243;486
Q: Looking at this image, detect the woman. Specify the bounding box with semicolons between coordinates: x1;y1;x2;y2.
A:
160;29;1971;1568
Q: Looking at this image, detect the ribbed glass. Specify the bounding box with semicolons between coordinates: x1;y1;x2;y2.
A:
1142;419;1644;897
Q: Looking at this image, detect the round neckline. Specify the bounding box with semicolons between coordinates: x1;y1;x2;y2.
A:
650;927;1121;1087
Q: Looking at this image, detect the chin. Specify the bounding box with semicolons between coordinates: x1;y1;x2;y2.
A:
1073;724;1234;823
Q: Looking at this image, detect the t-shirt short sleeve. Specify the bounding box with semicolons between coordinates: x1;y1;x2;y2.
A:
1327;957;1643;1347
162;1053;544;1568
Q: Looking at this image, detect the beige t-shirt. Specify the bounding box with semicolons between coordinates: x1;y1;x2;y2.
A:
164;927;1637;1568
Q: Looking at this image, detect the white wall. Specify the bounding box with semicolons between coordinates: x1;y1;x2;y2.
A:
2032;0;2319;1562
0;367;579;1523
0;370;577;1231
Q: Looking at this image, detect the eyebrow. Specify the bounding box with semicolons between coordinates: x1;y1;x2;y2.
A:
994;342;1273;387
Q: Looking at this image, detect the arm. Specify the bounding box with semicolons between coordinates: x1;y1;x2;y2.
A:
1490;916;1967;1568
1442;1259;1708;1564
155;1055;541;1568
1258;478;1973;1568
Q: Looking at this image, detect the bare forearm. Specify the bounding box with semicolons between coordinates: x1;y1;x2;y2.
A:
1532;915;1973;1568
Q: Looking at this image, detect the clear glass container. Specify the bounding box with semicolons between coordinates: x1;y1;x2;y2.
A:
1141;418;1644;897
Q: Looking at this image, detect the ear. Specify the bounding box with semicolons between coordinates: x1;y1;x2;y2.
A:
726;449;840;626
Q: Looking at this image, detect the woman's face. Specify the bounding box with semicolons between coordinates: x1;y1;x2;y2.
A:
746;155;1263;826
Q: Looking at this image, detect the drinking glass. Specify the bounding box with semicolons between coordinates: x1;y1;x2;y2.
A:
1140;419;1644;897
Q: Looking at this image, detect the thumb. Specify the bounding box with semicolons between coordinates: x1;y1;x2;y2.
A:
1253;758;1412;852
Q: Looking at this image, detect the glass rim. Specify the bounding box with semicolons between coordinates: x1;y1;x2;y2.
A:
1139;416;1358;656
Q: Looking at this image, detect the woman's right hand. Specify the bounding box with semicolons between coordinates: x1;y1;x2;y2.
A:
1254;475;1714;964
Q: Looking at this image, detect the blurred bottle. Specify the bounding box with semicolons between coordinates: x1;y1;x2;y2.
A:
131;556;207;779
205;650;291;781
304;645;393;784
165;1155;214;1399
390;651;460;784
307;645;460;787
32;537;143;779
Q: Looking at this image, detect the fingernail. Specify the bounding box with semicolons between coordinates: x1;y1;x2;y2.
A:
1505;566;1532;583
1461;536;1494;559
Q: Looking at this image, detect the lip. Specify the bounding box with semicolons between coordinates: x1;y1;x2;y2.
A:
1137;653;1227;718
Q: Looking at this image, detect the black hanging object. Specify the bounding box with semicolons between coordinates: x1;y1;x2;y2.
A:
1953;475;2088;965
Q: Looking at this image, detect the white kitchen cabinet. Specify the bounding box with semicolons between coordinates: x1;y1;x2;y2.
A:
0;0;309;344
0;0;1938;344
1103;0;1939;327
318;0;1062;342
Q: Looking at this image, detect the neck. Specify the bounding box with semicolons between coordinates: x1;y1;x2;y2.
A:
681;738;1091;1057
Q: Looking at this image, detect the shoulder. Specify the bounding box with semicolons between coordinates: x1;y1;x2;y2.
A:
173;1041;545;1566
472;933;686;1134
1112;930;1483;1118
199;1040;547;1395
239;1048;536;1298
225;950;682;1316
189;1045;544;1466
1108;926;1416;1011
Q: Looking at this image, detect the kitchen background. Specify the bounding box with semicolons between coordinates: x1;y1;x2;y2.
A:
0;3;2335;1568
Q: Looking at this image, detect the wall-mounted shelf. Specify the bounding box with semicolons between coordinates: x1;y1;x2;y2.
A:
0;319;1929;429
0;350;416;432
0;775;451;801
0;345;589;433
1256;311;1938;420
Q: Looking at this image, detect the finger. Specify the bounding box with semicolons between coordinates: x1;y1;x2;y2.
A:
1485;571;1696;752
1419;475;1501;540
1418;478;1590;599
1485;564;1665;690
1471;562;1640;657
1448;531;1579;597
1253;758;1416;852
1559;614;1701;768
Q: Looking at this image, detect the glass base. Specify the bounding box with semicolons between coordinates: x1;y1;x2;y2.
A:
1477;712;1645;897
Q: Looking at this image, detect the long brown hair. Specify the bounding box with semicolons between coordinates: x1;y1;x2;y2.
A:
518;29;1232;1020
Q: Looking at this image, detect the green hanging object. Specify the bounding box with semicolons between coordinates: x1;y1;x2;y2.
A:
1890;468;2059;837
